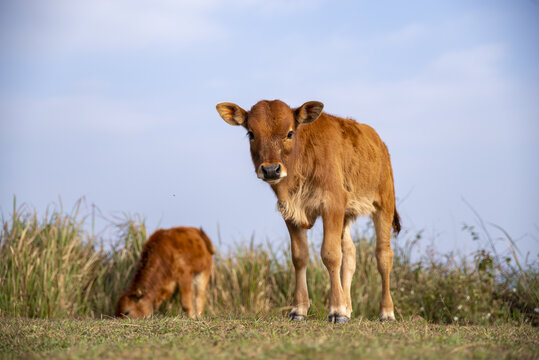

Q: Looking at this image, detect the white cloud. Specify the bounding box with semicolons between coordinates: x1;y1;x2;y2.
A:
317;43;518;146
431;43;505;79
228;0;323;13
382;23;426;45
3;0;224;54
2;0;324;55
2;95;168;135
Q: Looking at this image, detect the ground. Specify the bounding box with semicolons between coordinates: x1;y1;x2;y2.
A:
1;317;537;359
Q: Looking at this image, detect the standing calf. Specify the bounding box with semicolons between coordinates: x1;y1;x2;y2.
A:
216;100;400;323
116;227;215;319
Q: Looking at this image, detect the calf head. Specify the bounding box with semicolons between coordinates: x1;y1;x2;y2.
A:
216;100;323;184
115;289;152;319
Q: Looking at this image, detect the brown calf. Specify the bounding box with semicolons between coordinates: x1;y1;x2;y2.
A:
216;100;400;323
116;227;215;319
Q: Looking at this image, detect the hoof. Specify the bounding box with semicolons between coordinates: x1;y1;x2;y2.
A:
288;312;305;321
328;314;350;324
380;312;396;322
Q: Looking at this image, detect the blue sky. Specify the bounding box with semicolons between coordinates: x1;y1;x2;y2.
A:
1;0;538;258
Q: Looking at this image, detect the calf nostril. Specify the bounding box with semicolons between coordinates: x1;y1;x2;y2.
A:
261;164;281;180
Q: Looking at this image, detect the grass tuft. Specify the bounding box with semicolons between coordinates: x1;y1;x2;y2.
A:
1;199;537;326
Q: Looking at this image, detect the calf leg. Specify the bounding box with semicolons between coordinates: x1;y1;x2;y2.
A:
372;209;395;321
341;219;356;317
153;281;177;311
177;273;195;318
321;208;348;323
286;220;310;320
193;269;211;319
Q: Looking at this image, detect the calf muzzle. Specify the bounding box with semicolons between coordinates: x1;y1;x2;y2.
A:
261;164;281;180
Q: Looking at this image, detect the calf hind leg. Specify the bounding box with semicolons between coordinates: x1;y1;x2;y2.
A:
321;209;349;323
178;273;195;318
340;219;356;317
373;209;395;321
193;269;211;319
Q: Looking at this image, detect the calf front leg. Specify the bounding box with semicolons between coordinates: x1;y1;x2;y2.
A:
321;208;349;323
286;220;310;320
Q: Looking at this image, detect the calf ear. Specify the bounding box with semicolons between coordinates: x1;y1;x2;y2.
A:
216;102;247;126
130;288;144;301
295;101;324;125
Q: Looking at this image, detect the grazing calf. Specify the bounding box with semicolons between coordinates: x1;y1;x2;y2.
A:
216;100;400;323
116;227;215;319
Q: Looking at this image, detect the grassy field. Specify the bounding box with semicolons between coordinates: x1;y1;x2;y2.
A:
2;316;538;359
0;199;538;358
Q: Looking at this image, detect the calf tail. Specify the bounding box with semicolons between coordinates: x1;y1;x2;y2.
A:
199;228;216;255
392;209;401;234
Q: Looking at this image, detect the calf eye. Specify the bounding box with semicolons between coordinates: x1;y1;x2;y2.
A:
286;130;294;139
247;131;255;141
123;311;130;316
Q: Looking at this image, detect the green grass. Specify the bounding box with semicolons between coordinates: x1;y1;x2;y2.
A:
1;317;537;359
1;199;538;358
1;199;537;325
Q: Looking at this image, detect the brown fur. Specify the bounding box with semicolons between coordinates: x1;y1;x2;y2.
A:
116;227;214;319
217;99;400;322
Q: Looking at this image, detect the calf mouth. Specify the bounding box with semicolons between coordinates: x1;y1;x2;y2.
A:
263;177;285;185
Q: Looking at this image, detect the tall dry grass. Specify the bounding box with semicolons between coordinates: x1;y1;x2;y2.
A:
1;200;537;325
